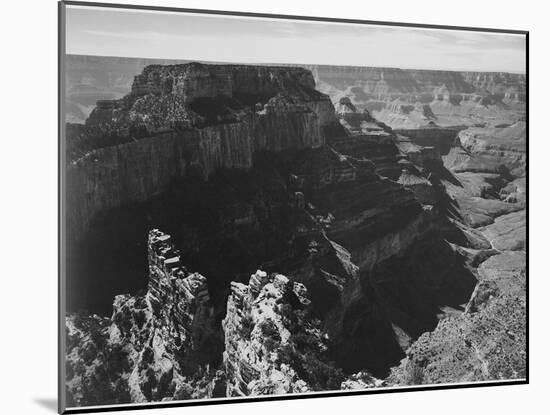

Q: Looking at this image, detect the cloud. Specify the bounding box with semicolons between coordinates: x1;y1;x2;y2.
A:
66;5;526;73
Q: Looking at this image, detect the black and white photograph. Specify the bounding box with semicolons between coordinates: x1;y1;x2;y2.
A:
59;1;527;412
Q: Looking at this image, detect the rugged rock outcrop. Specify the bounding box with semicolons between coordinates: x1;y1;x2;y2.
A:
65;60;526;405
222;270;349;396
394;126;459;156
65;55;193;123
387;293;526;385
66;63;342;245
65;230;222;406
397;167;437;205
307;65;525;130
330;97;402;178
66;56;526;127
386;129;526;387
440;121;526;228
388;251;526;385
456;121;527;177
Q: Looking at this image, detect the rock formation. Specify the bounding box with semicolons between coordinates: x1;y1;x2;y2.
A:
65;60;526;406
222;270;346;396
66;62;343;246
66;230;222;406
387;252;526;385
307;64;525;130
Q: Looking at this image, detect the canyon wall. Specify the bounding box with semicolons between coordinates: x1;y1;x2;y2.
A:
308;65;525;97
65;55;526;125
307;64;526;130
66;63;340;244
66;230;222;406
65;59;526;402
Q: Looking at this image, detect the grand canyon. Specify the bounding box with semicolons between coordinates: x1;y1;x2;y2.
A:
63;55;526;407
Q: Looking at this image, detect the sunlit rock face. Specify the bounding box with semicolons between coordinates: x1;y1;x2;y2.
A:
454;121;527;177
440;121;526;228
308;65;525;129
65;230;223;407
65;59;526;404
81;62;339;142
66;63;342;245
387;253;526;386
222;271;339;396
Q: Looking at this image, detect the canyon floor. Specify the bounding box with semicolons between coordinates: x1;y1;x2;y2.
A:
63;60;526;407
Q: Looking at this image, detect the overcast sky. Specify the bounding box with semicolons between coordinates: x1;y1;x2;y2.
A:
65;5;526;73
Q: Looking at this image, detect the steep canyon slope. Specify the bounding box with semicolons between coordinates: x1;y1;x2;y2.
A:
308;65;525;129
64;61;526;406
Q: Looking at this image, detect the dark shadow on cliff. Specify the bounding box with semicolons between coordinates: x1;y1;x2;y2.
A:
331;232;477;378
334;282;406;378
66;150;307;316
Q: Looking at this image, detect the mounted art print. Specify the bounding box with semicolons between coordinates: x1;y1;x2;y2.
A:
59;1;528;413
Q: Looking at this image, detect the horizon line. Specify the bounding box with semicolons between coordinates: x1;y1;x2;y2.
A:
65;53;527;76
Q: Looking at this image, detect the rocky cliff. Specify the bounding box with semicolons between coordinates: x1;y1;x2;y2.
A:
66;230;222;406
223;270;344;396
66;55;526;126
307;64;526;130
67;230;383;405
65;60;526;406
387;248;526;385
308;64;525;99
66;63;342;245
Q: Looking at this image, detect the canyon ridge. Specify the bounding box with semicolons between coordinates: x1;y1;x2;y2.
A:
63;57;526;406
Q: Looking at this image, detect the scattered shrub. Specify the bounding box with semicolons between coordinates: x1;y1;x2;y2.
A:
402;361;425;385
302;352;345;390
239;314;254;338
277;333;344;391
264;337;278;353
134;310;146;327
259;320;281;341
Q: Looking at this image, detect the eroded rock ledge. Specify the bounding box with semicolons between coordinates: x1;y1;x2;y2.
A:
66;63;345;246
65;62;526;405
66;230;222;406
66;230;382;405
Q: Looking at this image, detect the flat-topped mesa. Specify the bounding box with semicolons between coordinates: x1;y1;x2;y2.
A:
130;63;322;102
85;62;338;136
67;63;343;245
308;64;525;96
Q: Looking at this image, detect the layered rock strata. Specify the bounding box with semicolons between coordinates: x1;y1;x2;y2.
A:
388;252;526;385
441;121;526;228
307;65;526;130
66;63;342;245
65;230;221;406
65;55;526;125
223;271;338;396
65;61;526;404
386;121;526;386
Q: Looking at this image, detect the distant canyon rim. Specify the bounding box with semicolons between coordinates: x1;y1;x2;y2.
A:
64;56;526;406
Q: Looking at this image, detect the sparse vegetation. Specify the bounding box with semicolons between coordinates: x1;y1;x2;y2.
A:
258;319;281;341
239;313;254;338
401;361;425;385
278;331;344;391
